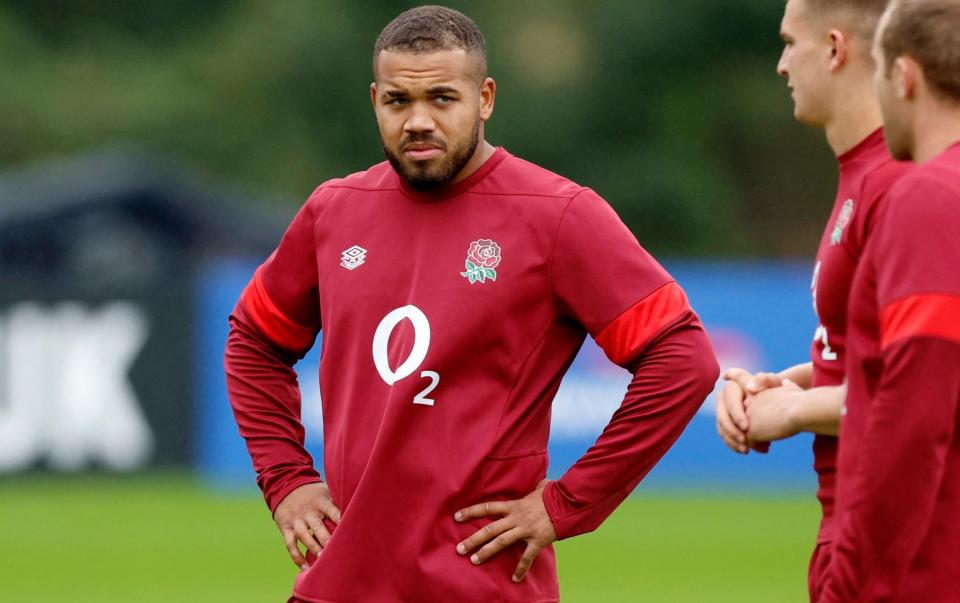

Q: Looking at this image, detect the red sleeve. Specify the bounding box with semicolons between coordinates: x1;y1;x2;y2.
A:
543;190;719;539
823;179;960;602
224;198;323;512
238;198;321;353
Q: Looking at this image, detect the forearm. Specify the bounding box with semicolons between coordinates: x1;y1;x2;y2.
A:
225;303;321;512
777;362;813;390
542;313;719;539
787;385;842;436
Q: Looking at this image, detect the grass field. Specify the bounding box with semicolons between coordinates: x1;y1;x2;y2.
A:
0;474;819;602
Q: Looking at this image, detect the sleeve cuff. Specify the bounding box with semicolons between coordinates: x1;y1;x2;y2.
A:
262;466;324;514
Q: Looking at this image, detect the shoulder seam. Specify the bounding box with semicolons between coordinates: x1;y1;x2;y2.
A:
547;187;591;317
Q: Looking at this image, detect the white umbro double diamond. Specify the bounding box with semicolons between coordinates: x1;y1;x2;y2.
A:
340;245;368;270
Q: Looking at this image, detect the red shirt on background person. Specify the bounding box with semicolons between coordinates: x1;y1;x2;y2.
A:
822;2;960;601
714;2;906;599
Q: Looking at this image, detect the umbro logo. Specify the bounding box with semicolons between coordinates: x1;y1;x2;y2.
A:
340;245;367;270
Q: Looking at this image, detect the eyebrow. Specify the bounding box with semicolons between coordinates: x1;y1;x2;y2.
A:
426;85;459;95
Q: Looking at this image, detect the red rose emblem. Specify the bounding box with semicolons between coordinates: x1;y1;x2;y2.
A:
467;239;501;269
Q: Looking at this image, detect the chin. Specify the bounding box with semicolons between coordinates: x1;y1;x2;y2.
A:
794;107;822;127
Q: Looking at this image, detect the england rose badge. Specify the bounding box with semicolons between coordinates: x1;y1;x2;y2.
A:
460;239;501;284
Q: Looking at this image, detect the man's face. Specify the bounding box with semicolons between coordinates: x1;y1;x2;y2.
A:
777;0;833;126
872;13;913;160
371;49;492;189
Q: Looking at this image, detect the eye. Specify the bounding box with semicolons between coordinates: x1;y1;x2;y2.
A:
387;97;408;106
435;96;452;105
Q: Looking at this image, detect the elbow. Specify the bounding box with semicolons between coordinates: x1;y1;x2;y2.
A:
692;330;721;398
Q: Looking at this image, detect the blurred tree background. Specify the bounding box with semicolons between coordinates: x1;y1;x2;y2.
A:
0;0;838;256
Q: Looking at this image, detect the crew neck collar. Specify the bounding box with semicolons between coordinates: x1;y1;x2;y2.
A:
396;146;509;202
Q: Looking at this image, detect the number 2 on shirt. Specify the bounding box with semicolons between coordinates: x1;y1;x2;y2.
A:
814;324;838;361
371;305;440;406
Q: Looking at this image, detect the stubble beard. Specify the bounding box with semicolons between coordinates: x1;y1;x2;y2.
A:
382;119;481;190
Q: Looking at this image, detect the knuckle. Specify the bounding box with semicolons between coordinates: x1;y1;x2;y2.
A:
496;534;511;547
482;524;496;537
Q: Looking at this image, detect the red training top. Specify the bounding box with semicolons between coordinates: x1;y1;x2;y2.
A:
224;148;719;603
808;128;910;543
822;142;960;602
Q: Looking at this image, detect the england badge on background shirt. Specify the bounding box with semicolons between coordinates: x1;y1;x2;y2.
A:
830;199;854;245
340;245;368;270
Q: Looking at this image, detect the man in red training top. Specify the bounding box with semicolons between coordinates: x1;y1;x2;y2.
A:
821;1;960;601
224;6;718;602
714;1;908;599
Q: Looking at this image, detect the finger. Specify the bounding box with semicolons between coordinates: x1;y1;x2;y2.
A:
293;519;323;560
715;398;743;453
722;381;750;432
304;512;332;550
470;527;523;565
282;528;310;570
458;517;514;555
725;368;755;394
715;397;745;452
747;372;781;394
320;500;342;524
512;541;543;583
455;500;511;522
716;387;748;453
722;367;750;383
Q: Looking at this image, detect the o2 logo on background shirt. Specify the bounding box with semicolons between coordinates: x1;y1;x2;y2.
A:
371;305;439;406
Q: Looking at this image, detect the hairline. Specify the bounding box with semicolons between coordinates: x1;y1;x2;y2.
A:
372;47;488;84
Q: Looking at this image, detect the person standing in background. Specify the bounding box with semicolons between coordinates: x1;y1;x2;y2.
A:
822;1;960;600
715;1;909;600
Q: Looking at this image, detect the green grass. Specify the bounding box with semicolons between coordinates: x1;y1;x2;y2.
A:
0;475;818;602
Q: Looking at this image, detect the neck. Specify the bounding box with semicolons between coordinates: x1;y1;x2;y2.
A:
823;82;884;157
911;99;960;164
451;139;496;184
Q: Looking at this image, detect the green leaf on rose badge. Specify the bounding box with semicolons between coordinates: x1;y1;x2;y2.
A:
460;239;502;285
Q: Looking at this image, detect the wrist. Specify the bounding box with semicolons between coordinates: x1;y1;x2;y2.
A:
783;390;808;435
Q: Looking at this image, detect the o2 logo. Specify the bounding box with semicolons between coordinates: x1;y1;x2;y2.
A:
371;305;439;406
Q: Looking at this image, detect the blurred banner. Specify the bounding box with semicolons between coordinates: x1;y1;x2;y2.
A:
0;150;283;474
195;258;818;492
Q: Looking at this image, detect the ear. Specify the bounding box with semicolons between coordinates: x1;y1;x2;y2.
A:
370;82;378;108
479;77;496;122
895;56;918;99
828;29;848;72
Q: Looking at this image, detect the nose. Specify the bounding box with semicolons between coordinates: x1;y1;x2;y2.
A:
404;102;436;134
777;47;789;78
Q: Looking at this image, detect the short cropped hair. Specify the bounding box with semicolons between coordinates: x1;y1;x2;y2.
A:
373;5;487;80
803;0;890;43
881;0;960;103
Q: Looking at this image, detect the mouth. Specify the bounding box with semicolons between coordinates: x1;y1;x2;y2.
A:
403;143;443;161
